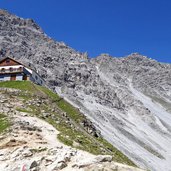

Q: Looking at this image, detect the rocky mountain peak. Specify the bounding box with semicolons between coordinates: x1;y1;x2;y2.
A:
125;52;148;61
129;52;143;56
0;9;10;16
0;9;43;34
119;52;161;69
92;53;113;64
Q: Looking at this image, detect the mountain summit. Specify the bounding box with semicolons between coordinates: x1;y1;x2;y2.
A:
0;10;171;171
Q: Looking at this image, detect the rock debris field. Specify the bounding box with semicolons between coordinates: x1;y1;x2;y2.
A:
0;88;144;171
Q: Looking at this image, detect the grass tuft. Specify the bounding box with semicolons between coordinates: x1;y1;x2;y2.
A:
0;114;10;133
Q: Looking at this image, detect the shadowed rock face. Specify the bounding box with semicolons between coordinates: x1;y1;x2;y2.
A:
1;10;171;171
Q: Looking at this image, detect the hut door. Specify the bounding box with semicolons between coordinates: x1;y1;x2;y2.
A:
10;75;16;81
23;74;27;80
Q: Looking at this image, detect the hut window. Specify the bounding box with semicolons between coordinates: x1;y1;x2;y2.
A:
1;68;5;72
9;67;13;72
6;59;10;63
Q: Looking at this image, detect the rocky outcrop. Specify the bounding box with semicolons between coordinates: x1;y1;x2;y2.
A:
0;10;171;171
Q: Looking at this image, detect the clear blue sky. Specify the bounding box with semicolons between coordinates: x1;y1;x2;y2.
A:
1;0;171;63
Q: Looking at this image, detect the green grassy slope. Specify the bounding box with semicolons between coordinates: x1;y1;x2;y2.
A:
0;114;10;133
0;81;136;166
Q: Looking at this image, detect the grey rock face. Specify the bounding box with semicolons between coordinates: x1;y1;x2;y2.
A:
1;10;171;171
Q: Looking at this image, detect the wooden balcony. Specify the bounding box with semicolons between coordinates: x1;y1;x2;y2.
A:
0;67;23;74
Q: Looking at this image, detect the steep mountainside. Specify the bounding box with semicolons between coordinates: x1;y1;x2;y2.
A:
0;81;142;171
0;9;171;171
